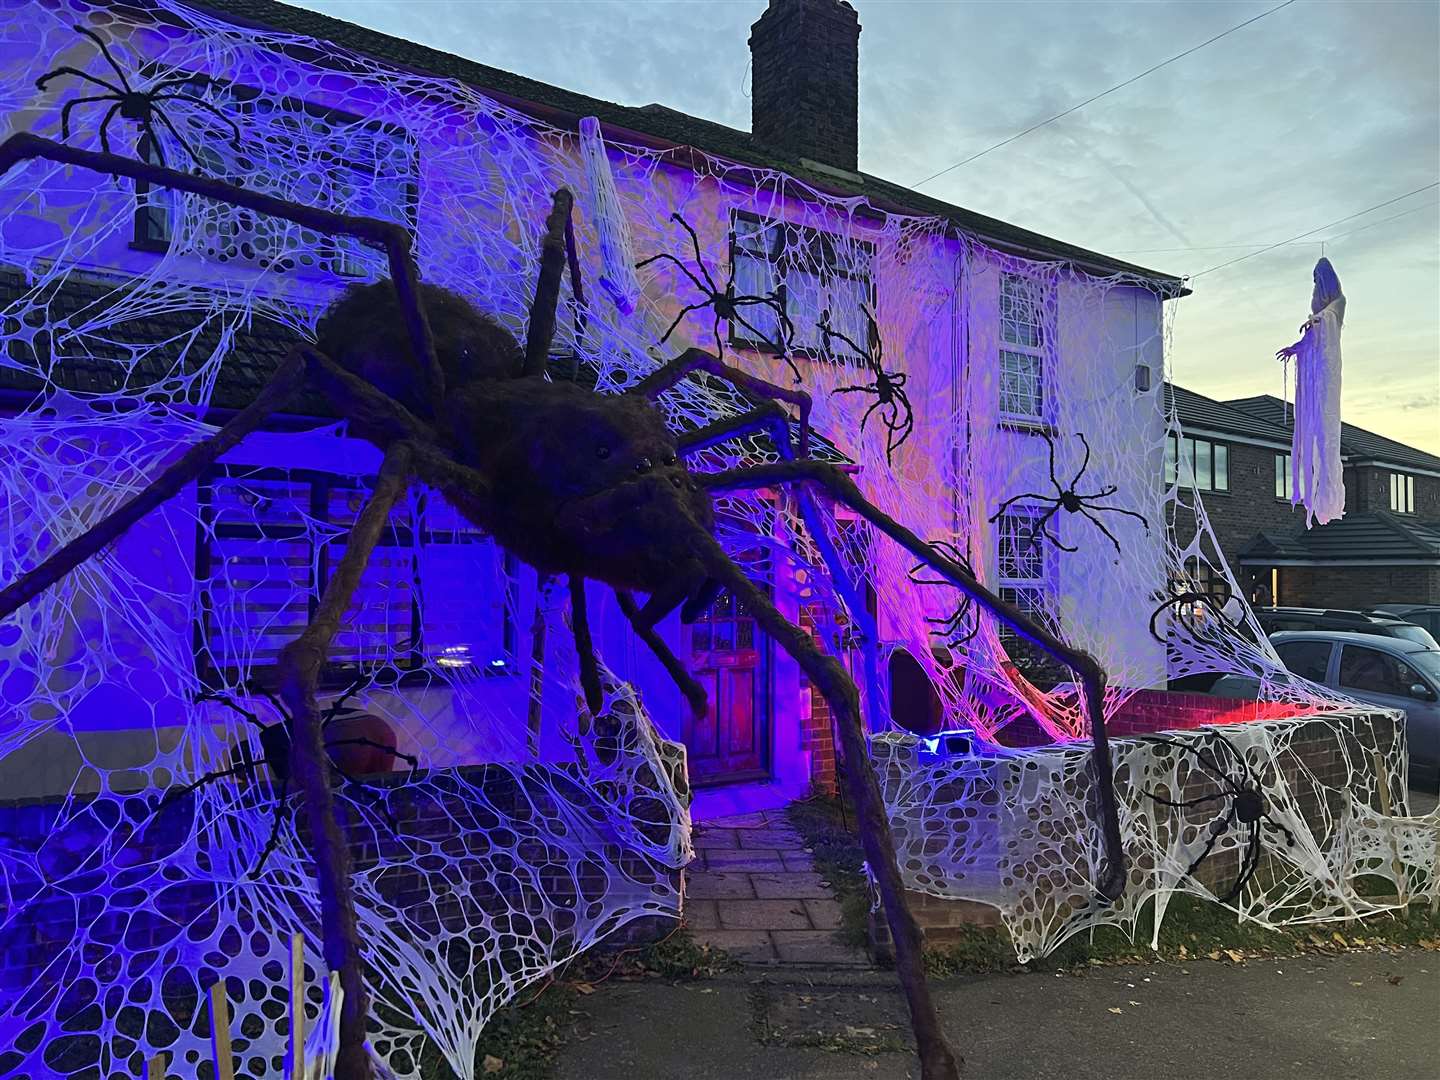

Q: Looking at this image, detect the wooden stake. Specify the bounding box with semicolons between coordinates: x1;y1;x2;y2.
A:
290;932;307;1079
209;979;235;1080
145;1053;167;1080
1373;751;1408;906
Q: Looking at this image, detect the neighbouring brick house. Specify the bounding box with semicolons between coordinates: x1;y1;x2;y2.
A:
1170;384;1440;607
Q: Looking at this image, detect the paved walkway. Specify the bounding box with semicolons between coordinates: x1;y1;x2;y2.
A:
683;807;868;967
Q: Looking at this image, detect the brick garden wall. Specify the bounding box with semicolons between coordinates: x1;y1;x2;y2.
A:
1280;564;1440;608
870;708;1405;953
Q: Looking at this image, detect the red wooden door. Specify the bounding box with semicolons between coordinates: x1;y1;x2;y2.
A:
684;578;770;786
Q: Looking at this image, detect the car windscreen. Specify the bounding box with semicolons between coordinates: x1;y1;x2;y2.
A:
1409;650;1440;682
1392;624;1440;648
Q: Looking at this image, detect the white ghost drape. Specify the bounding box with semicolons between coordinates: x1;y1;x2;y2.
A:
1291;292;1345;526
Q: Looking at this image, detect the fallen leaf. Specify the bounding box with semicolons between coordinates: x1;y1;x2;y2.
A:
1332;933;1348;946
574;982;596;995
1128;1000;1142;1006
1350;981;1365;987
482;1056;504;1074
1108;1007;1123;1015
1224;950;1244;964
1387;975;1404;986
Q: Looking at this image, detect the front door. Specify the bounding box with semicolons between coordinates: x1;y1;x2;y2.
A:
684;574;770;786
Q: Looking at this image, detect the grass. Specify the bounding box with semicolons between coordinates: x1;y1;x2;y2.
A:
414;926;736;1078
785;793;1440;977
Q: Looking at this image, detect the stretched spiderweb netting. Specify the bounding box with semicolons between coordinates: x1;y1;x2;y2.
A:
0;1;1433;1075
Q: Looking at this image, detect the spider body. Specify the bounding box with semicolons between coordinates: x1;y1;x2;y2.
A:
820;306;914;463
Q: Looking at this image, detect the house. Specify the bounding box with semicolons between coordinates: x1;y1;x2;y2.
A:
1169;384;1440;607
0;0;1183;820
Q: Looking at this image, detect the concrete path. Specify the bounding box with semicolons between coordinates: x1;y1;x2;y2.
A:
556;948;1440;1080
684;807;868;967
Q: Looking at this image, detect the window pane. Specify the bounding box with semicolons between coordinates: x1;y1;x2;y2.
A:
732;249;782;346
1276;640;1331;682
1275;454;1288;499
1195;439;1213;490
1000;350;1043;419
1213;443;1228;491
1164;435;1178;487
1000;275;1043;348
1181;438;1196;485
1407;475;1415;512
1339;646;1406;695
997;511;1046;582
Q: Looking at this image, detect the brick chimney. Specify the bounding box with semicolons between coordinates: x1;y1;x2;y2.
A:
748;0;861;174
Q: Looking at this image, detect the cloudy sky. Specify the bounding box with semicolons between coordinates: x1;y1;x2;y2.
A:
292;0;1439;453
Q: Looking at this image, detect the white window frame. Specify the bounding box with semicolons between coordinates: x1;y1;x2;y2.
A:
998;272;1049;424
1390;471;1416;514
1275;453;1292;500
994;504;1054;641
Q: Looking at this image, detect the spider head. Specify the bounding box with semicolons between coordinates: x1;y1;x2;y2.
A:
1059;491;1083;513
119;92;152;122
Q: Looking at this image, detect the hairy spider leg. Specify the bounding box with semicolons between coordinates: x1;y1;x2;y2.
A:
1078;507;1125;555
686;527;961;1080
70;24;137;91
700;458;1128;901
1219;826;1263;904
1147;589;1242;643
1179;805;1237;883
568;573;605;723
251;774;292;879
654;300;712;346
57;94;114;141
36;66;123;95
520;188;574;377
634;250;716;301
615;590;708;722
668;212;722;294
727;298;802;380
324;737;419;770
152;92;245;149
274;442;413;1080
147;106;203;168
1069;431;1094;490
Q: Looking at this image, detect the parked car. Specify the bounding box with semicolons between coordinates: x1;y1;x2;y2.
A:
1371;604;1440;641
1254;606;1439;648
1269;631;1440;774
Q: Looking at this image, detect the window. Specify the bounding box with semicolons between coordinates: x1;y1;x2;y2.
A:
1274;639;1332;683
1164;435;1229;492
999;273;1047;422
729;211;873;362
1390;472;1416;514
1275;453;1292;500
995;506;1053;634
196;465;514;685
133;74;416;279
1338;645;1422;697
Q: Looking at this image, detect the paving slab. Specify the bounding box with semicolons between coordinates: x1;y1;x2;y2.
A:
802;898;846;931
716;899;813;931
752;871;835;899
701;849;788;872
682;898;720;930
770;930;870;966
686;929;776;964
685;871;758;899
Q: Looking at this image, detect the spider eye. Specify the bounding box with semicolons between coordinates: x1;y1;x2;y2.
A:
663;453;677;467
596;445;611;459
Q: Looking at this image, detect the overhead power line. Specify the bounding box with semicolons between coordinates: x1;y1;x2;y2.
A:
911;0;1298;189
1188;182;1440;278
1113;200;1439;254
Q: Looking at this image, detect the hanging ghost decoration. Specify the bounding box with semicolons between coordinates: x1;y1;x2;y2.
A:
1276;257;1345;526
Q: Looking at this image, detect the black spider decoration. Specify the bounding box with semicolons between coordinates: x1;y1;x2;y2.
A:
908;539;979;646
819;305;914;464
1145;730;1296;903
989;430;1149;555
36;24;241;167
1147;585;1240;644
636;212;801;382
153;675;418;878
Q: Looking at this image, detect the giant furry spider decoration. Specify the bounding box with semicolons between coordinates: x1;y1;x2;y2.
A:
154;677;418;879
989;430;1149;555
1145;730;1297;903
819;305;914;464
636;212;801;382
0;133;1133;1080
908;539;979;646
36;24;241;166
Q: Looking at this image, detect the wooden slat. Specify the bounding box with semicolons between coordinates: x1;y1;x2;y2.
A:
209;980;235;1080
289;932;306;1080
145;1052;167;1080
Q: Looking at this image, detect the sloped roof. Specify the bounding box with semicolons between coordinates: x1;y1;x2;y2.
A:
181;0;1185;289
1238;511;1440;564
1167;383;1289;446
1225;394;1440;474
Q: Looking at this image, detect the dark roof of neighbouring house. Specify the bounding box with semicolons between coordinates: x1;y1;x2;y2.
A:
1224;394;1440;474
1167;383;1290;446
1238;511;1440;564
179;0;1185;290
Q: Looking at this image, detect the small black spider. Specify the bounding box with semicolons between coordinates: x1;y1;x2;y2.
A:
1145;730;1296;903
153;674;418;877
36;24;242;167
636;212;801;381
989;430;1149;555
908;539;979;646
1147;585;1240;644
819;305;914;465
